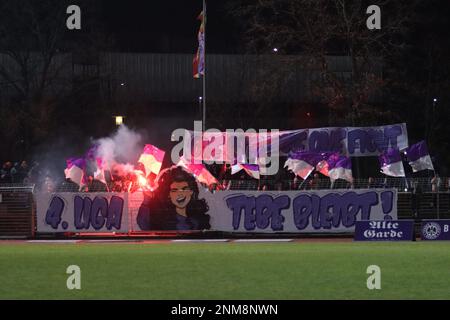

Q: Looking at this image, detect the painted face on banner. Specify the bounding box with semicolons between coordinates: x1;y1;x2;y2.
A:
169;181;193;209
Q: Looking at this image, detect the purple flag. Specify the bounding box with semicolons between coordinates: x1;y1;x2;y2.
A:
288;151;334;165
66;158;86;170
404;141;434;172
285;151;333;179
241;164;260;179
329;156;352;170
379;148;402;165
327;155;353;182
316;153;340;176
65;158;86;186
379;148;405;177
231;164;260;179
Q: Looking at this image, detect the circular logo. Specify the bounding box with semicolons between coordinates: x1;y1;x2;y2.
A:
422;222;441;240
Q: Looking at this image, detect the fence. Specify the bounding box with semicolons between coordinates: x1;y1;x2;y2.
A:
222;177;449;192
0;184;35;238
0;180;449;237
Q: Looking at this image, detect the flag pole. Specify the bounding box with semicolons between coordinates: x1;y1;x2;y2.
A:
202;0;206;132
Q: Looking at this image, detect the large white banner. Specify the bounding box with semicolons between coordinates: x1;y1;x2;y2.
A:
37;192;129;233
191;123;408;158
304;123;409;157
37;189;397;234
202;189;398;233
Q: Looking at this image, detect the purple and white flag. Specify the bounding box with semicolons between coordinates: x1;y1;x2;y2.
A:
404;141;434;172
379;148;405;177
241;164;260;179
315;153;340;177
285;151;331;180
64;158;86;187
327;155;353;182
177;156;219;187
231;164;260;179
231;164;242;175
93;168;106;184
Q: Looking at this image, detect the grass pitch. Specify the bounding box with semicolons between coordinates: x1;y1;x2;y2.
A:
0;241;449;300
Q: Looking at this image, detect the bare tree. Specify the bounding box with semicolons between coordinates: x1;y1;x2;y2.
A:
0;0;69;158
225;0;418;126
0;0;112;159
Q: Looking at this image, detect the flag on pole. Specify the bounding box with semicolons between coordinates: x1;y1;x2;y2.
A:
64;158;86;186
231;163;260;179
327;155;353;183
138;144;165;177
177;156;218;186
404;140;434;172
193;11;205;78
379;148;406;177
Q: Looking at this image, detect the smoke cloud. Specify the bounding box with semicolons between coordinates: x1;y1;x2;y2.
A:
94;125;143;173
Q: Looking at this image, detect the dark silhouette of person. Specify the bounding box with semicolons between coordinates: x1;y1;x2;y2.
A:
86;175;108;192
137;166;210;231
411;179;422;220
56;178;80;192
0;162;13;183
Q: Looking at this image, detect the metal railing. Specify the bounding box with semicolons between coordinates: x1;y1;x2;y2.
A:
219;177;449;192
0;184;35;238
0;184;36;192
0;179;449;238
27;177;449;193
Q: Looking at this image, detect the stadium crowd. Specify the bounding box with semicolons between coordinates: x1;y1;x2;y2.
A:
0;161;31;184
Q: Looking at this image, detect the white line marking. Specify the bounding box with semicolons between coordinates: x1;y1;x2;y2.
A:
233;239;294;243
27;240;79;244
171;239;231;243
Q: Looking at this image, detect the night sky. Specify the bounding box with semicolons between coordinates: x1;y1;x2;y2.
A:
95;0;450;54
101;0;238;53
